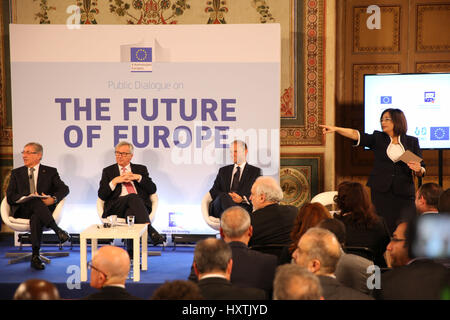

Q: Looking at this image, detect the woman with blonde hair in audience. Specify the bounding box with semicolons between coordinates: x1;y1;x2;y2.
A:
278;202;331;265
333;181;390;267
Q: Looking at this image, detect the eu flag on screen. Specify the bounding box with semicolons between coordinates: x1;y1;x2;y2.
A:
131;47;152;62
430;127;449;141
380;96;392;104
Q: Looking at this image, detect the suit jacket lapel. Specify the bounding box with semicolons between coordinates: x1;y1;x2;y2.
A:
238;164;250;190
36;165;45;193
19;166;30;194
225;165;234;191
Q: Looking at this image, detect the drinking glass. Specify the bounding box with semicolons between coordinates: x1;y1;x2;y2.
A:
127;215;135;228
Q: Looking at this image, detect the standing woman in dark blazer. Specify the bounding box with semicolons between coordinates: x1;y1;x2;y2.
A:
320;108;425;233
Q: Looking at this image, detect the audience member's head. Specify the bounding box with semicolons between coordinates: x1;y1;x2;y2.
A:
386;221;411;267
151;280;203;300
193;238;233;280
89;245;130;289
250;176;284;211
273;264;323;300
289;202;332;253
293;227;342;276
317;218;347;247
334;181;379;227
438;188;450;213
415;183;443;214
220;206;252;243
13;279;60;300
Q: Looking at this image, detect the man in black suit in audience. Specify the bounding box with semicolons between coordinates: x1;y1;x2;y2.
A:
373;219;450;300
293;227;373;300
317;218;373;295
415;182;442;215
83;246;141;300
209;140;262;218
193;238;267;300
189;206;277;296
98;141;164;254
6;142;70;270
248;176;297;247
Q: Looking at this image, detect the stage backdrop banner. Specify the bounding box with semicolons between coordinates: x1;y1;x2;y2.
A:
10;24;280;234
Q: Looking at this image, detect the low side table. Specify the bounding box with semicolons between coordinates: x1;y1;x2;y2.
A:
80;223;148;282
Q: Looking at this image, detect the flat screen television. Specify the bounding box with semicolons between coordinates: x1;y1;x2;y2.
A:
364;73;450;150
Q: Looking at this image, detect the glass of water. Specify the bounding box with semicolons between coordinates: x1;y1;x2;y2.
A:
108;215;117;228
127;215;135;228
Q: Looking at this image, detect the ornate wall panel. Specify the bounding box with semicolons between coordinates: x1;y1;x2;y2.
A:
417;4;450;52
280;154;323;206
416;62;450;73
353;6;400;53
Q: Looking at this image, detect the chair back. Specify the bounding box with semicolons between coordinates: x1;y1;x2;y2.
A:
201;192;220;230
344;246;375;262
97;193;158;223
1;197;66;232
311;191;338;207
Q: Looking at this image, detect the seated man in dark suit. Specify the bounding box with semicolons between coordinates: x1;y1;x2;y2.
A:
6;142;70;270
248;176;298;248
83;246;141;300
373;219;450;300
193;238;267;300
293;227;373;300
209;140;262;218
317;218;373;295
189;206;277;296
98;141;164;254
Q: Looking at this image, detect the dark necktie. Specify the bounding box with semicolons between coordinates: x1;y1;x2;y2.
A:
29;167;36;194
230;166;241;192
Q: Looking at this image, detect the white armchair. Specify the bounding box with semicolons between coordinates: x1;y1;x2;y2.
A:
0;196;69;264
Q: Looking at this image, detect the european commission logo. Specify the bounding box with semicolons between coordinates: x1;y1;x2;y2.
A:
130;47;152;72
424;91;435;103
430;127;449;141
380;96;392;104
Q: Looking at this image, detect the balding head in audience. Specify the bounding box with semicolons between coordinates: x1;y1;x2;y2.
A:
220;206;252;243
273;264;323;300
292;227;342;276
249;176;284;211
14;279;60;300
90;245;130;289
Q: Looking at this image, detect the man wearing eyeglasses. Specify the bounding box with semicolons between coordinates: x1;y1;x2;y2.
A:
373;220;450;299
83;246;141;300
98;141;164;254
6;142;70;270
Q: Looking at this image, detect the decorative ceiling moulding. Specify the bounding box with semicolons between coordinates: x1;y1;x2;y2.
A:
280;0;325;146
353;6;400;53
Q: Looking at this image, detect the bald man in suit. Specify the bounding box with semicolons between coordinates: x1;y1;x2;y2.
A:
209;140;261;218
